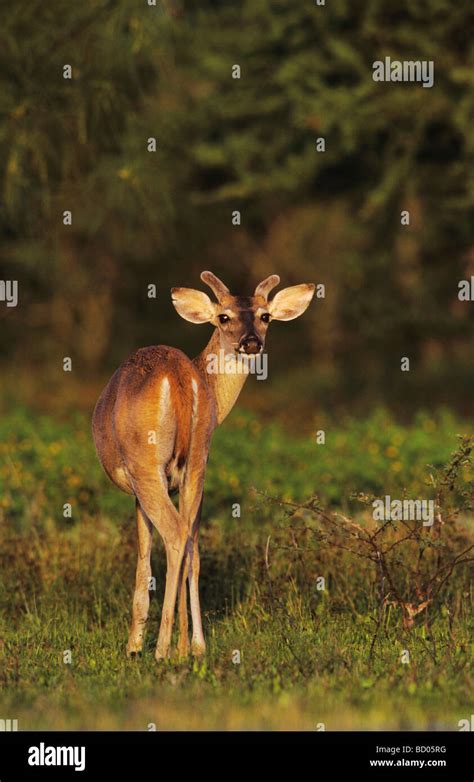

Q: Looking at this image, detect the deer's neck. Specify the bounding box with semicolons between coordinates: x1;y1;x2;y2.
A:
193;329;249;425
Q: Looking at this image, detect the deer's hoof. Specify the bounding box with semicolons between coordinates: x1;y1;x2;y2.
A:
126;640;143;658
191;642;206;658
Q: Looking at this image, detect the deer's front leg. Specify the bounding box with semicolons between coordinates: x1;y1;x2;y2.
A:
127;500;153;657
176;506;204;657
177;543;190;657
183;493;205;657
176;495;198;658
177;489;191;657
178;479;206;657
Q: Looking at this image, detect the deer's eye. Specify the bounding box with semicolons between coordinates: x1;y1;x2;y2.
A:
218;314;230;324
261;313;271;323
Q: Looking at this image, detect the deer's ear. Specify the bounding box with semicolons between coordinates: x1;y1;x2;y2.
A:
171;288;216;324
268;283;315;321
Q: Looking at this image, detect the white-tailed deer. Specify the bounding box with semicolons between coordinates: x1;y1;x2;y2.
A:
92;272;314;660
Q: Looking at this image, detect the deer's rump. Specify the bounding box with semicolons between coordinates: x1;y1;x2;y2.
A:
92;345;206;496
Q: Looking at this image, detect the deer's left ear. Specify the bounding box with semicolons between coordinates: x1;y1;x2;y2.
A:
171;287;216;324
268;283;315;321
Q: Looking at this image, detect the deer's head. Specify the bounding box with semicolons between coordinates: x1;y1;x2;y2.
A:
171;271;315;355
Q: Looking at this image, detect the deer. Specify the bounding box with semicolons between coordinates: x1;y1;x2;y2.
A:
92;271;315;661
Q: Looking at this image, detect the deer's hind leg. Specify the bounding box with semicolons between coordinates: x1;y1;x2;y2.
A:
133;471;187;661
127;499;153;657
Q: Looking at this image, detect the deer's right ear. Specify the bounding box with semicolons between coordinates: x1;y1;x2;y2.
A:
171;288;216;324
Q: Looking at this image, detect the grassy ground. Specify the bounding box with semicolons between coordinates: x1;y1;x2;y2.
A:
0;407;472;730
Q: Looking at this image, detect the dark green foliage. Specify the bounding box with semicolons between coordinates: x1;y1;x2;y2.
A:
0;0;472;412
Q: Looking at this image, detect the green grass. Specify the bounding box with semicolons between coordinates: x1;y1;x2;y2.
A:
0;407;472;730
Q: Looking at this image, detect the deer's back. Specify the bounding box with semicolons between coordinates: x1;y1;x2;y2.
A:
92;345;214;495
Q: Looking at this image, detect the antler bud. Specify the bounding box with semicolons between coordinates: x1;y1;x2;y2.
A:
200;271;230;302
254;274;281;300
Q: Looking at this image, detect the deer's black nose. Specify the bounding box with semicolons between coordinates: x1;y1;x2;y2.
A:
239;335;262;354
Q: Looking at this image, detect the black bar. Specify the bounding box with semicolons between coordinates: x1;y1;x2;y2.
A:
0;730;471;779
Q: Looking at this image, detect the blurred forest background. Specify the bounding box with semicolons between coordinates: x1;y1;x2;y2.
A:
0;0;473;732
1;0;473;424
